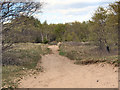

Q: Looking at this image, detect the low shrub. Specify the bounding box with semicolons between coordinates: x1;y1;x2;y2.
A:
59;51;66;56
59;42;118;65
2;43;52;88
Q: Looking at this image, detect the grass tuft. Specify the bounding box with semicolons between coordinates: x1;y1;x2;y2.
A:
59;42;118;66
2;43;52;88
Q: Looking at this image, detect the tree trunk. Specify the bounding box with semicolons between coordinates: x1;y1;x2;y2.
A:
41;33;44;42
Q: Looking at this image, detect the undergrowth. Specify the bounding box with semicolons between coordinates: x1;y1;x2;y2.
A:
59;42;118;66
2;43;52;88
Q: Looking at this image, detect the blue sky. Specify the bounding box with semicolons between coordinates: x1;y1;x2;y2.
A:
34;0;117;24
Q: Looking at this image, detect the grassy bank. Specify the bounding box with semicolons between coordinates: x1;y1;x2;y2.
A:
2;43;52;88
59;42;118;66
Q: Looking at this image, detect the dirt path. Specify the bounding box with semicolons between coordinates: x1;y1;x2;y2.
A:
19;45;118;88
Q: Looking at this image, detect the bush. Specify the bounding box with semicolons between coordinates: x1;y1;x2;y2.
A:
43;38;49;44
66;50;81;60
59;42;118;65
2;48;41;69
59;51;66;56
35;37;42;43
2;43;52;88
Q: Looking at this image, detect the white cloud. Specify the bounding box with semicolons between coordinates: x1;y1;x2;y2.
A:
43;0;113;5
44;5;99;15
34;0;117;24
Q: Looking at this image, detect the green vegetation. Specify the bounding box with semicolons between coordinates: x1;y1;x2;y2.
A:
59;51;66;56
3;1;118;53
2;43;52;88
59;43;118;66
1;1;119;88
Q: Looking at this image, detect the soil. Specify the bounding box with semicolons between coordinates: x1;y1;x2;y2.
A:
19;45;118;88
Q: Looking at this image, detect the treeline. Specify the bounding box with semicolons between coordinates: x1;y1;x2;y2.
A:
4;16;89;43
3;1;119;51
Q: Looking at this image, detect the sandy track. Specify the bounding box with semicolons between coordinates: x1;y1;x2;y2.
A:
19;45;118;88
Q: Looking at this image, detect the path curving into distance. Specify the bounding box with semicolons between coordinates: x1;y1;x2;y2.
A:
19;45;118;88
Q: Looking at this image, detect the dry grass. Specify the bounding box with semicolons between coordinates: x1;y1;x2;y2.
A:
59;42;118;66
2;43;52;88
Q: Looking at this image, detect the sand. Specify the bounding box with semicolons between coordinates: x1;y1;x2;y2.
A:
19;45;118;88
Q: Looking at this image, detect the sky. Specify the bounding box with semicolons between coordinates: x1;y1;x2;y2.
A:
34;0;117;24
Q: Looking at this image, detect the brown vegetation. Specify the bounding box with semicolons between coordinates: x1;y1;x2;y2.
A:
59;42;118;66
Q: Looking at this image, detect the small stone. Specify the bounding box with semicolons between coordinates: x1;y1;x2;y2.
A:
20;77;23;79
97;80;99;82
101;64;104;67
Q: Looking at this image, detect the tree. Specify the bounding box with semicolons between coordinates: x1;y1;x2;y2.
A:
54;24;65;42
0;1;42;52
106;1;119;46
89;7;108;51
63;22;89;42
89;1;119;52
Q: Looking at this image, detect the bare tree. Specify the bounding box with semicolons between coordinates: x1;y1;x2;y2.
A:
0;1;42;52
